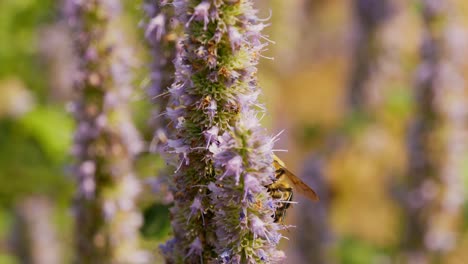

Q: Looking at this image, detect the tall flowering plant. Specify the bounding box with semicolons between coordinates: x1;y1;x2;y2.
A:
160;0;285;263
66;0;147;262
403;0;467;262
145;0;180;147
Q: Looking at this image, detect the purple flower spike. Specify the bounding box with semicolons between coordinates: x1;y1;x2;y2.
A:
67;0;148;262
160;0;285;262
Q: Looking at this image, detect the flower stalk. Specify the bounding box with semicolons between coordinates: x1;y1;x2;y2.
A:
161;0;284;263
11;197;61;264
347;0;394;112
145;0;181;149
66;0;147;262
403;0;467;262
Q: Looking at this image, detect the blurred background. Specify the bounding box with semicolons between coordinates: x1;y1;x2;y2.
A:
1;0;468;263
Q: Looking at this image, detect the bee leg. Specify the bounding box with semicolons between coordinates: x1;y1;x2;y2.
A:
280;186;293;209
278;189;293;222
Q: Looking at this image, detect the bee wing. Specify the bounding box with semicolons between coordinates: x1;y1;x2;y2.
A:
283;168;319;202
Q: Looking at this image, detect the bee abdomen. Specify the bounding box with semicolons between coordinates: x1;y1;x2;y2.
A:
267;185;293;222
268;187;292;200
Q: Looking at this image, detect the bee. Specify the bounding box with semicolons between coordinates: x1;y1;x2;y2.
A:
267;155;319;222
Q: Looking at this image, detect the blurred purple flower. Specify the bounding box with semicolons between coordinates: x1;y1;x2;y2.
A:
67;0;148;262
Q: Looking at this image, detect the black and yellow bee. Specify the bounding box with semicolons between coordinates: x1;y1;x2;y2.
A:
267;155;319;222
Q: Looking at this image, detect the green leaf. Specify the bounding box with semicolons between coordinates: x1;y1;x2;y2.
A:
140;203;172;240
18;106;73;162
